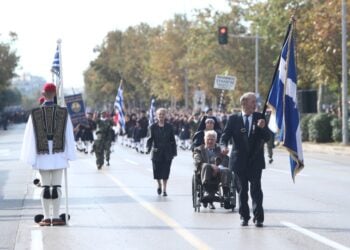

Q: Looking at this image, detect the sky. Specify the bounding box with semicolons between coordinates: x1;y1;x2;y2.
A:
0;0;229;89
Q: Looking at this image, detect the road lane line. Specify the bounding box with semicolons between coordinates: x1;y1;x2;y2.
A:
268;169;308;177
104;172;211;250
281;221;350;250
0;149;10;156
31;230;43;250
124;159;138;165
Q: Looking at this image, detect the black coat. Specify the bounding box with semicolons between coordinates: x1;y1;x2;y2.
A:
220;112;270;174
147;122;177;162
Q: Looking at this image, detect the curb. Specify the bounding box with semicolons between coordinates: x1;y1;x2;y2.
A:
301;142;350;155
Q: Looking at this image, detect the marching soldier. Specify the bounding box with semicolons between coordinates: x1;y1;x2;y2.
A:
94;111;114;169
91;131;103;167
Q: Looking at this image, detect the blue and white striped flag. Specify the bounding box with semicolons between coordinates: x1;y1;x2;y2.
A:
114;85;125;130
148;98;156;126
267;22;304;181
51;45;60;78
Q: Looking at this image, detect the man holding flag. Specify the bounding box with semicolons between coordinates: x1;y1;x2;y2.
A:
220;92;270;227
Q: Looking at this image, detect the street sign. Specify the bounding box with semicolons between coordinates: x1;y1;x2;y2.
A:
193;90;206;111
214;75;236;90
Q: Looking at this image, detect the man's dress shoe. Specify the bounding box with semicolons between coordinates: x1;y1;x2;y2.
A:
241;219;249;226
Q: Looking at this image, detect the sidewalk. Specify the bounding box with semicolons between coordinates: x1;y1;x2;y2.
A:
302;141;350;155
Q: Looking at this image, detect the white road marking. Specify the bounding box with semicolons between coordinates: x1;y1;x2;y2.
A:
31;230;43;250
104;172;211;250
281;221;350;250
124;159;138;165
268;168;308;177
0;149;10;156
30;171;44;250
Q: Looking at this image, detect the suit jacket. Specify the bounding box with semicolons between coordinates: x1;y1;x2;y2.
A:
146;122;177;161
193;144;229;172
220;112;270;174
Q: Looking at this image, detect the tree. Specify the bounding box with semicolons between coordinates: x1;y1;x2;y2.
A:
148;15;190;105
84;1;349;114
0;32;19;110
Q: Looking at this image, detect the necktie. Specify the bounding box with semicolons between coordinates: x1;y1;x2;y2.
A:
244;115;250;136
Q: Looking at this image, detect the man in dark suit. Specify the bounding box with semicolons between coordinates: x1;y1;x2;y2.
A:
220;92;270;227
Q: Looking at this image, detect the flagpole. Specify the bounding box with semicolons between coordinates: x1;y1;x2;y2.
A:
57;39;65;106
118;79;123;90
55;38;69;224
58;39;69;224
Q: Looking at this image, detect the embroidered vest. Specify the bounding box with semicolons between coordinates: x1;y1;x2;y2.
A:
31;105;68;154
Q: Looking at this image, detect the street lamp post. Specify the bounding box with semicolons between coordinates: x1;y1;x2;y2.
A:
341;0;348;145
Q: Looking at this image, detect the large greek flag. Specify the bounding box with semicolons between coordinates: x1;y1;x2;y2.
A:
148;98;156;126
267;22;304;181
114;86;125;130
51;45;60;78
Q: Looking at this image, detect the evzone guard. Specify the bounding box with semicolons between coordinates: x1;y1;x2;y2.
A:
20;83;76;226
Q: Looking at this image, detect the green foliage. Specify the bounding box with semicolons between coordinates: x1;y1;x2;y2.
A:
308;113;333;143
0;41;18;88
83;1;348;112
330;117;342;142
0;34;19;111
300;114;314;141
0;88;22;109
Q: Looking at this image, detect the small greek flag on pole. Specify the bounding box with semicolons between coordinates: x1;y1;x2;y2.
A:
51;45;60;78
114;83;125;130
148;98;156;126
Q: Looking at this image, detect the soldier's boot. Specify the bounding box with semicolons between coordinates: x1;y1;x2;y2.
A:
51;186;65;226
40;186;52;225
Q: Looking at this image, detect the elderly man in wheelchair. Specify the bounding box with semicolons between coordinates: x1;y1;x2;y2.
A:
192;130;236;211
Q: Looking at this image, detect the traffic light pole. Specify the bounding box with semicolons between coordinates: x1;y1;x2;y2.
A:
230;33;261;97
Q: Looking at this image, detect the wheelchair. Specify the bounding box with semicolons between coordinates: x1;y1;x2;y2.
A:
192;170;236;212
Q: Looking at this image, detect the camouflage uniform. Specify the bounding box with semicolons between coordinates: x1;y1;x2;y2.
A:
91;132;102;169
94;116;114;169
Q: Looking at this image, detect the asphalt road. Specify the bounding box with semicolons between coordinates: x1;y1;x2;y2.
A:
0;124;349;250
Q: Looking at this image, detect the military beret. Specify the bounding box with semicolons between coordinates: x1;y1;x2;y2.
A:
42;83;56;93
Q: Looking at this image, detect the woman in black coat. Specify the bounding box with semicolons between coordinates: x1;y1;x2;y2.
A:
146;108;177;196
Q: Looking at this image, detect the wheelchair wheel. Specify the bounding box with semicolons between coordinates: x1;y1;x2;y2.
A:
192;174;200;212
229;175;237;211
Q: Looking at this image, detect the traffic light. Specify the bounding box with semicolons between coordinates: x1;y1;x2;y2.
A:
218;26;228;45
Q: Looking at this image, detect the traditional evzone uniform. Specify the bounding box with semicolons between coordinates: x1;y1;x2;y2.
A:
20;101;76;226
